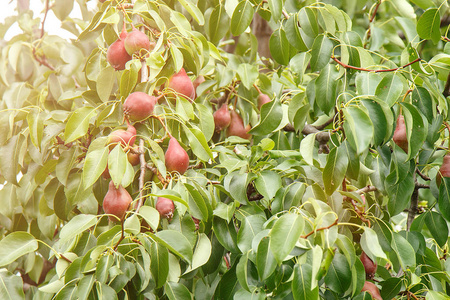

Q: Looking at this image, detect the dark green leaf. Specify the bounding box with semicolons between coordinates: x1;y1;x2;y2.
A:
323;146;348;195
231;0;254;36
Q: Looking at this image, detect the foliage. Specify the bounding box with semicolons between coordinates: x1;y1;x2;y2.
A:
0;0;450;299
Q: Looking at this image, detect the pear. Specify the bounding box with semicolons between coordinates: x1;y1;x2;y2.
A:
124;26;154;56
360;251;377;278
393;114;408;153
361;281;382;300
103;181;132;221
165;137;189;175
213;104;231;132
123;92;158;122
108;123;136;149
106;24;132;70
257;93;271;109
436;154;450;187
155;197;175;219
168;68;195;100
226;110;251;139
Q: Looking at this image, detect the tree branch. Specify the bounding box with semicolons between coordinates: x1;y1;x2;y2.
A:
40;0;51;38
415;168;431;181
301;219;339;239
135;139;146;212
364;0;381;48
331;55;420;73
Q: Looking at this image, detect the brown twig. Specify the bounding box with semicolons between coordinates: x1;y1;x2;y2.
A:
355;185;377;194
301;219;339;239
364;0;382;47
443;73;450;97
416;168;431;181
443;36;450;42
135;139;146;212
40;0;51;38
32;47;55;70
282;9;290;19
407;178;419;231
150;115;172;138
113;220;125;251
331;56;421;73
59;254;73;264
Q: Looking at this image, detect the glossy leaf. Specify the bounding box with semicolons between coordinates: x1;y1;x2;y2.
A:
269;213;304;264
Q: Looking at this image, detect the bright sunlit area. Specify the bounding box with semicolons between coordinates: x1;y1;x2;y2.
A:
0;0;97;40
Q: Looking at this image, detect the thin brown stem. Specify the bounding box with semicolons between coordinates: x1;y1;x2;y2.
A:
135;139;146;212
301;219;339;239
331;56;420;73
416;168;431;181
113;220;125;251
150;115;172;138
364;0;381;48
282;9;290;19
40;0;50;38
32;47;55;70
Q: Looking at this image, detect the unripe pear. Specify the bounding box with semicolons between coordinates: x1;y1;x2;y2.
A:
257;93;271;109
361;281;382;300
108;123;136;149
436;154;450;187
155;197;175;219
124;26;153;56
168;68;195;100
165;137;189;175
393;114;408;153
360;251;377;278
103;181;133;221
123;92;157;122
213;104;231;132
226;110;251;139
106;25;132;70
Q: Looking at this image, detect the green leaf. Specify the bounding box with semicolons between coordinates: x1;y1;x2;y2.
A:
237;215;266;253
298;7;319;38
324;253;351;294
182;124;213;161
236;64;258;90
360;227;387;260
343;106;373;155
139;206;160;231
315;64;339;115
120;68;138;98
108;145;130;187
82;144;108;189
254;170;282;199
425;211;448;247
150;230;193;264
231;0;254;36
177;0;205;25
213;216;240;253
379;277;402;300
391;232;416;269
269;213;304;264
375;73;404;107
64;107;96;143
285;15;309;51
185;183;210;221
0;134;26;185
151;242;169;289
293;264;318;300
27;109;44;150
270;28;295;65
185;233;212;272
310;35;333;72
0;269;25;300
412;87;434;123
60;214;97;242
256;237;277;280
0;232;38;267
97;66;116;102
417;8;441;44
300;133;316;166
165;282;192;300
96;282;118;300
402;103;428;161
236;252;250;292
386;167;415;216
249;99;285;135
95;255;113;284
207;4;230;45
438;177;450;222
323;146;349;195
224;172;249;205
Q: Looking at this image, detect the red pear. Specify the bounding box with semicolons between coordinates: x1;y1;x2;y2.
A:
103;181;133;221
165;137;189;175
108;123;136;149
257;93;271;109
226;110;251;139
393;114;408;153
361;281;382;300
213;104;231;132
124;26;153;56
360;251;377;278
155;197;175;219
107;24;132;70
193;75;205;90
168;68;195;100
127;150;140;166
123;92;157;122
436;154;450;186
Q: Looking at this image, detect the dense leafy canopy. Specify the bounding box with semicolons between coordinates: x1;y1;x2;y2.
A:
0;0;450;299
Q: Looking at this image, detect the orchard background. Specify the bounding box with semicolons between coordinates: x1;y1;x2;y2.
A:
0;0;450;299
